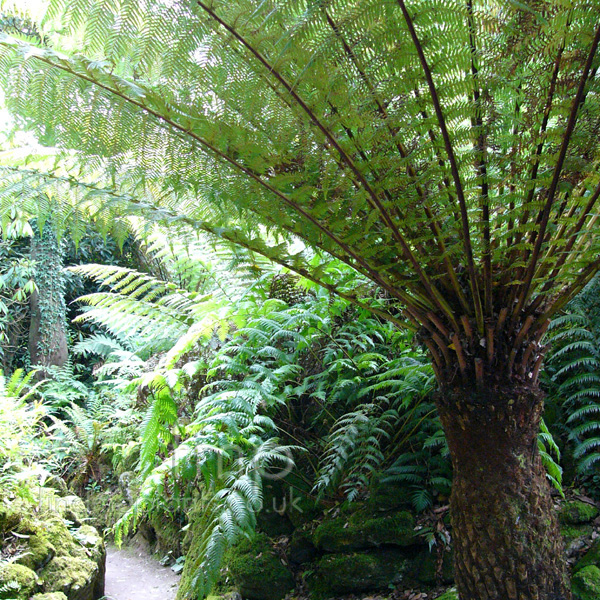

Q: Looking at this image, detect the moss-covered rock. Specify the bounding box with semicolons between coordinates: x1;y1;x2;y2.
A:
256;481;294;537
575;539;600;573
57;496;89;527
0;503;22;534
288;527;317;565
306;550;409;598
16;530;56;571
41;556;100;600
41;516;80;558
572;565;600;600
31;593;68;600
0;563;40;599
559;501;599;525
313;511;418;552
561;524;593;555
434;589;459;600
224;534;295;600
43;476;69;497
148;511;183;556
413;547;454;585
367;482;414;513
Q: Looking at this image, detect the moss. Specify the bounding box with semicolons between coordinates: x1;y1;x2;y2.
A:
83;490;112;533
72;525;105;565
256;481;294;537
559;501;599;525
305;550;409;599
413;547;454;585
224;533;295;600
40;516;81;558
288;527;317;565
16;530;56;571
31;594;68;600
0;506;21;535
148;511;183;556
41;556;99;599
313;511;417;552
560;524;593;549
43;476;69;497
434;589;459;600
105;492;129;532
367;482;414;513
56;496;88;527
572;565;600;600
575;539;600;573
0;563;40;599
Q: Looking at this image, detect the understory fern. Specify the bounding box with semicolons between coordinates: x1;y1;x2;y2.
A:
545;295;600;479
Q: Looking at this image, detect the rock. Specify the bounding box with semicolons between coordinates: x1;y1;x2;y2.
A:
367;482;414;513
572;565;600;600
41;516;80;558
57;496;89;527
43;476;69;497
575;538;600;573
256;481;294;537
306;549;409;598
413;547;454;585
285;491;321;529
31;594;69;600
313;511;418;552
16;531;56;571
288;528;317;565
560;501;599;525
148;511;183;556
0;502;23;534
225;533;295;600
0;563;40;599
41;556;100;600
434;589;459;600
561;524;593;556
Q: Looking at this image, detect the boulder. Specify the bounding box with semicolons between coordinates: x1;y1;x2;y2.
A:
41;556;100;600
434;589;459;600
256;481;294;537
313;511;418;552
561;524;593;556
413;547;454;585
575;538;600;573
572;565;600;600
16;531;56;571
559;501;599;525
0;562;40;599
306;549;409;598
57;497;89;527
288;528;317;565
225;534;295;600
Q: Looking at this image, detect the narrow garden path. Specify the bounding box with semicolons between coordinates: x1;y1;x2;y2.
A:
103;545;181;600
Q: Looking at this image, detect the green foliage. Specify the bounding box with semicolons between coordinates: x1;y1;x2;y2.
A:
544;277;600;488
0;368;47;492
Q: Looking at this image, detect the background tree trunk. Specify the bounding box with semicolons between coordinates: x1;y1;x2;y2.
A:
29;221;68;375
437;384;571;600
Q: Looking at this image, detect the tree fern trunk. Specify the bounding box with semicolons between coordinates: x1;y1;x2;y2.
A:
437;384;570;600
29;221;68;375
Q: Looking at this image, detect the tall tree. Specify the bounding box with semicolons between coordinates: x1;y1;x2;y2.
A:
1;1;600;598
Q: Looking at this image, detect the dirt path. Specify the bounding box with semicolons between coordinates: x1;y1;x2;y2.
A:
103;545;181;600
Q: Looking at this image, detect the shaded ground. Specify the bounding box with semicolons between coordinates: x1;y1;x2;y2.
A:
104;545;181;600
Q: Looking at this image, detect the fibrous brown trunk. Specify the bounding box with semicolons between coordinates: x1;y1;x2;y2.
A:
437;384;570;600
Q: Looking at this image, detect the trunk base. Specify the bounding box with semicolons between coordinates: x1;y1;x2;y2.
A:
437;384;570;600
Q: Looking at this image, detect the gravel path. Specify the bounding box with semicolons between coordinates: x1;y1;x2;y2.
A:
103;545;181;600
